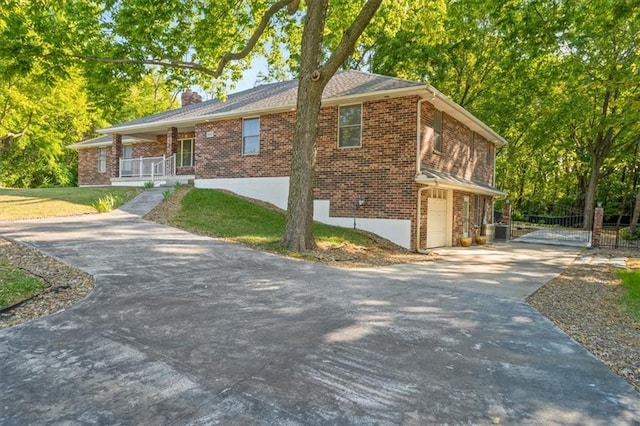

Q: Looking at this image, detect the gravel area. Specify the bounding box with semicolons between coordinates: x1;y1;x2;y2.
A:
0;237;94;329
528;250;640;392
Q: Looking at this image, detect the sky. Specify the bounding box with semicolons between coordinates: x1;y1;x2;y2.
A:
231;56;270;93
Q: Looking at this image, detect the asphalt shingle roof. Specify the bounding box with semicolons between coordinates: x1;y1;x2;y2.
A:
68;135;142;149
104;70;424;131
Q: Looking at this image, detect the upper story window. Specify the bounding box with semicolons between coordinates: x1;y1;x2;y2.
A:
486;142;492;164
338;104;362;148
177;138;194;167
469;131;475;159
97;147;107;173
433;109;443;152
242;117;260;155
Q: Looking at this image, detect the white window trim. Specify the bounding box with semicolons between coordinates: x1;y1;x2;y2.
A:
337;103;363;149
242;117;260;155
97;147;107;173
177;138;194;168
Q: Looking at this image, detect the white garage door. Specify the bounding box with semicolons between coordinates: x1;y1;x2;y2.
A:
426;197;448;248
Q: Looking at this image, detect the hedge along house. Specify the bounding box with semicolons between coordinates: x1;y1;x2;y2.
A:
70;71;507;250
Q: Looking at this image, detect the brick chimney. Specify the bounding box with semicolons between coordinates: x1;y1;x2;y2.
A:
181;88;202;107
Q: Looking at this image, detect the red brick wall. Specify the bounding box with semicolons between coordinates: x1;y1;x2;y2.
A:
314;97;418;223
420;102;494;184
78;148;111;186
195;114;294;178
130;140;165;158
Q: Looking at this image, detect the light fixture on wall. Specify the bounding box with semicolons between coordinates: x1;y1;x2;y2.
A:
353;198;366;229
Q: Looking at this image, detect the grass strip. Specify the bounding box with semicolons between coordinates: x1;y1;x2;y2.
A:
171;189;374;255
617;269;640;320
0;260;46;310
0;187;142;220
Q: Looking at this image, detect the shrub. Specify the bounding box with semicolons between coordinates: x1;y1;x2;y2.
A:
92;193;123;213
620;227;640;241
511;211;525;222
163;189;172;200
174;181;183;189
143;181;155;189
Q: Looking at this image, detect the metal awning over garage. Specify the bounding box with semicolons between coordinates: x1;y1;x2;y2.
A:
415;168;506;197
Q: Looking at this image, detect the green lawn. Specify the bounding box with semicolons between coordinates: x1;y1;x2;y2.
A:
617;270;640;320
0;187;142;220
172;189;375;254
0;259;46;310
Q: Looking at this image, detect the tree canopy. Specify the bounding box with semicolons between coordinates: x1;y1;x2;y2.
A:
371;0;640;226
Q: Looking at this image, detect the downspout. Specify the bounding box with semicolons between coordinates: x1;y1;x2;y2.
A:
493;144;497;187
415;97;432;254
416;98;427;176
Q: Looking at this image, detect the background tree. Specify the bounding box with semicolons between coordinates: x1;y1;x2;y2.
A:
0;1;179;187
370;0;640;225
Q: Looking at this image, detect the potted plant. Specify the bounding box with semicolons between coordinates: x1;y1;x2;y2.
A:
459;236;473;247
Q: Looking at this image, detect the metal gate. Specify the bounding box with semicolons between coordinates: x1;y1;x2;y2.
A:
510;205;591;247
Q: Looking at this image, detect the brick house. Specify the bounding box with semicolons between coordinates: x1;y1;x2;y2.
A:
70;71;507;250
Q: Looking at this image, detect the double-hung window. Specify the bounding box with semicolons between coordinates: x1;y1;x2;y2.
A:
242;118;260;154
433;110;443;152
469;131;475;159
338;104;362;148
177;138;194;167
97;147;107;173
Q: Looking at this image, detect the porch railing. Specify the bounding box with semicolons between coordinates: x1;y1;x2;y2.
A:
151;154;176;181
119;154;176;180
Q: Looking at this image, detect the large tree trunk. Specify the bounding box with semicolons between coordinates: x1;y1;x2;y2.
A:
583;159;602;230
281;0;382;251
281;0;329;251
630;186;640;234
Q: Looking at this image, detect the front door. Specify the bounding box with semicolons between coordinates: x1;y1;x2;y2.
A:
122;145;133;174
426;192;448;248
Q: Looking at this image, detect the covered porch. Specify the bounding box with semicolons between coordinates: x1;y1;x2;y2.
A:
108;125;195;186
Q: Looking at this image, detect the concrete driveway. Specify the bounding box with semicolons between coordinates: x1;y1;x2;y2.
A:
0;210;639;425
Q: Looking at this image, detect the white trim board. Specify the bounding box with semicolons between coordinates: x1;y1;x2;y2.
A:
196;177;290;210
314;200;411;249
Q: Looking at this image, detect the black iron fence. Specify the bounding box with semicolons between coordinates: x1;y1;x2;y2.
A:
498;203;640;250
597;223;640;250
510;207;588;242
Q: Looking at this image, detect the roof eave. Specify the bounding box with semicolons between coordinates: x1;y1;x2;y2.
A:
68;142;112;150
